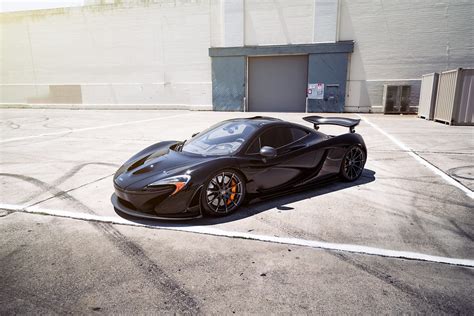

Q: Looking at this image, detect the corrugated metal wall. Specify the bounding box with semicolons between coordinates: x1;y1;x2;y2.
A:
435;70;459;124
456;69;474;125
434;69;474;125
418;73;438;120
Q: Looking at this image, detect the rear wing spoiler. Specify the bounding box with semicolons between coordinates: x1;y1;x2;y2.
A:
303;116;360;133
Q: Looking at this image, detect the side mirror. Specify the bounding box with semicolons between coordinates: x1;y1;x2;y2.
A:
260;146;277;159
191;132;199;138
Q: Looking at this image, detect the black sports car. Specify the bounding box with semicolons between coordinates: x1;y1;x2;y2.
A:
112;116;367;220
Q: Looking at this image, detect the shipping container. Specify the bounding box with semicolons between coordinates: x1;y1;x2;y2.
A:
418;73;439;120
434;68;474;125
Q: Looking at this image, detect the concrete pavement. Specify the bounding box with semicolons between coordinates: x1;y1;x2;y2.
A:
1;109;473;313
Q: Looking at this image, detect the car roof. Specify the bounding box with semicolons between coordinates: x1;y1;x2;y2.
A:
227;116;282;127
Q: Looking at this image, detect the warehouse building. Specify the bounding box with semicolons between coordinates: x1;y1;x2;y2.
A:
1;0;473;112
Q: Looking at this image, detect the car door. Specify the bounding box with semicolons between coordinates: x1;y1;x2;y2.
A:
241;125;315;193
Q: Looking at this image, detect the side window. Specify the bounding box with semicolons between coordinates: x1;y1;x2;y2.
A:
290;128;309;141
260;127;294;149
246;126;309;154
246;138;260;154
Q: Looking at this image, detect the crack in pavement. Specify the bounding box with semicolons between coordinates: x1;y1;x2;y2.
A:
25;173;115;209
2;205;473;269
369;149;473;155
0;112;192;144
357;114;474;199
0;172;201;314
254;215;473;313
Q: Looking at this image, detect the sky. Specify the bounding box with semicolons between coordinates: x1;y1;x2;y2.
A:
0;0;85;13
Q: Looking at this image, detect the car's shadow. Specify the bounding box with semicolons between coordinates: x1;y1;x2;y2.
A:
114;169;376;227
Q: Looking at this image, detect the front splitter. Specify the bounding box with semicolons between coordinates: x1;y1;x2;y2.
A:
111;194;202;221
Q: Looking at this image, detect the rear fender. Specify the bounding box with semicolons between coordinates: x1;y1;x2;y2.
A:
317;133;366;176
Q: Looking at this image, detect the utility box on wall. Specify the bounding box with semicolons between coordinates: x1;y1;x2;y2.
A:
382;85;413;114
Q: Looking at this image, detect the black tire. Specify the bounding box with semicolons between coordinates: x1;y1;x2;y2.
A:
340;145;366;181
201;169;246;216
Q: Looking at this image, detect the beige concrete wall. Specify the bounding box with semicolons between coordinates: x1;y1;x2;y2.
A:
244;0;339;46
0;1;216;107
2;0;473;112
340;0;474;112
244;0;315;46
313;0;339;43
221;0;244;47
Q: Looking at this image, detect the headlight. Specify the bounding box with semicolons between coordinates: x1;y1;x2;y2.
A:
147;175;191;195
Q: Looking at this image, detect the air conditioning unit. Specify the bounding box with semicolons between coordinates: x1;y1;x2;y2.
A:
382;85;411;114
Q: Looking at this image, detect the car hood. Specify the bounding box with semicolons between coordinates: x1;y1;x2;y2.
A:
114;141;213;190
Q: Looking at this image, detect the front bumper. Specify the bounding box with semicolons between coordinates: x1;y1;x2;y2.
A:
112;184;202;220
111;194;202;220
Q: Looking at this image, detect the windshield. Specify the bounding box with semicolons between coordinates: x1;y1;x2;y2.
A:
181;121;257;156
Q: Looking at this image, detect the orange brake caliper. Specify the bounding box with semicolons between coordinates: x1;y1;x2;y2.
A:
227;179;237;205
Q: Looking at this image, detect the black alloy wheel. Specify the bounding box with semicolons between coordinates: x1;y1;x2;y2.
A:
340;145;366;181
201;170;245;216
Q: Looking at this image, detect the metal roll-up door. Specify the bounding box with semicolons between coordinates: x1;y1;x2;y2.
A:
248;55;308;112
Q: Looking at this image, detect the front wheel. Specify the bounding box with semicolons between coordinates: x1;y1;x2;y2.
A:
201;170;246;216
340;145;366;181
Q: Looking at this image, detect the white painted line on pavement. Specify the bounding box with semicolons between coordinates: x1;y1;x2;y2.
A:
0;112;192;144
357;114;474;199
2;204;473;268
0;203;27;211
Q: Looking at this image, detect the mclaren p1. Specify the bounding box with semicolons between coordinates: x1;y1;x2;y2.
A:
111;116;367;220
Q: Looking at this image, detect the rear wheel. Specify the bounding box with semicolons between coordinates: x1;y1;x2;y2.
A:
201;170;246;216
340;145;366;181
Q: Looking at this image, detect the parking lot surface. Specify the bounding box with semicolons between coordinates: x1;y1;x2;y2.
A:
1;109;473;314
